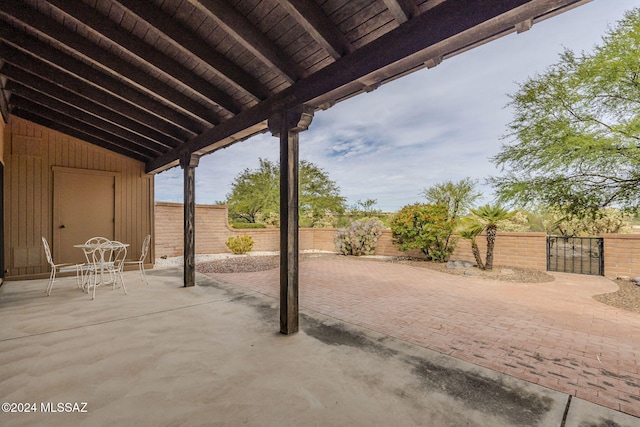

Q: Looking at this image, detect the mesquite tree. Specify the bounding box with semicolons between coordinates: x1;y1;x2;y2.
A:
491;9;640;216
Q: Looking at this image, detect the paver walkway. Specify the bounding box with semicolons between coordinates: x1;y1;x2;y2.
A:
205;257;640;418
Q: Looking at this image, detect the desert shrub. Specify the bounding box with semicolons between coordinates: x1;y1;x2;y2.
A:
225;235;254;254
334;218;385;256
390;203;456;262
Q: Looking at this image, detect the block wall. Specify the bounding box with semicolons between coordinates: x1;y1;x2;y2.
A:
155;204;549;269
155;203;639;278
603;234;640;278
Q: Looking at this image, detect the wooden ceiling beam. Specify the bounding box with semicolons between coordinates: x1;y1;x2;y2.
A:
6;79;170;155
147;0;586;173
0;35;201;138
0;1;221;127
46;0;242;116
277;0;354;59
6;80;171;154
382;0;419;24
10;107;152;162
0;57;182;149
188;0;306;84
112;0;270;102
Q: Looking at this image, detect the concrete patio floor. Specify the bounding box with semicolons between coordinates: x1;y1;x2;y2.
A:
0;262;639;427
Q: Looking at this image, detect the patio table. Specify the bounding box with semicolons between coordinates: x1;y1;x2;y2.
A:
74;242;129;293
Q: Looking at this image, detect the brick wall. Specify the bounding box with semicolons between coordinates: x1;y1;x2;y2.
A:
451;232;548;271
603;234;640;278
155;202;343;256
155;203;639;278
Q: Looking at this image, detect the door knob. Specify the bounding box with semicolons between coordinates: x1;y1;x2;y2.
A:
60;224;66;229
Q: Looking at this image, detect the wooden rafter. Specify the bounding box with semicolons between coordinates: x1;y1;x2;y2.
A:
45;0;242;116
382;0;419;24
188;0;307;84
6;76;172;151
0;36;202;138
9;96;160;158
0;1;221;126
148;0;585;173
0;0;590;171
112;0;271;103
277;0;354;59
10;108;150;162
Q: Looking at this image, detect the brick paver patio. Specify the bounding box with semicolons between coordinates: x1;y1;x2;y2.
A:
205;257;640;418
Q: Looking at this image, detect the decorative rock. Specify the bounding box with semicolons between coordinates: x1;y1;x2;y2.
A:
632;276;640;285
446;260;477;269
463;269;476;276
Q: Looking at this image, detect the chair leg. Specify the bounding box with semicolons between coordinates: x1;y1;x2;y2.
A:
140;262;148;285
86;270;97;300
119;270;128;295
76;265;86;290
46;268;56;296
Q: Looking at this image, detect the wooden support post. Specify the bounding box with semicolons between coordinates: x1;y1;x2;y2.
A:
180;152;199;288
268;106;314;335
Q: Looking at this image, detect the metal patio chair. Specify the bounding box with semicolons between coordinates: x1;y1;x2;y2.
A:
42;236;82;296
124;234;151;285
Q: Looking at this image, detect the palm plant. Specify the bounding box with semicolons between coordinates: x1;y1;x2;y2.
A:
458;217;485;270
469;204;516;270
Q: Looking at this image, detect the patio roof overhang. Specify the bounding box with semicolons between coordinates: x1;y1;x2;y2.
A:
0;0;589;173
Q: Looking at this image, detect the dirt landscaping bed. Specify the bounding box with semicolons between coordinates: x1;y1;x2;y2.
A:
594;279;640;314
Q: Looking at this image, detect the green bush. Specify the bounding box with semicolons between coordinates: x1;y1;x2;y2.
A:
390;203;456;262
231;222;266;229
225;235;254;254
334;218;385;256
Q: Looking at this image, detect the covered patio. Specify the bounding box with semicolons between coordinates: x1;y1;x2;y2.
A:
4;1;638;424
1;266;638;426
2;0;593;334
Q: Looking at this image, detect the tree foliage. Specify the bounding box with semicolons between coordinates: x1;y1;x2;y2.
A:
225;158;346;226
491;9;640;215
543;207;631;236
349;199;382;219
390;203;456;262
299;160;346;225
420;178;482;221
226;159;279;224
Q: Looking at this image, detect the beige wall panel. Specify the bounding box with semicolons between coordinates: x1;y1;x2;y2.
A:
3;116;154;279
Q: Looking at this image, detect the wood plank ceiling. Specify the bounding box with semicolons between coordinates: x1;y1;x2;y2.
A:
0;0;589;173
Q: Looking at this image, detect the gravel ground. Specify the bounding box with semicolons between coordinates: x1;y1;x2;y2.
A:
594;279;640;314
196;255;280;273
178;252;640;314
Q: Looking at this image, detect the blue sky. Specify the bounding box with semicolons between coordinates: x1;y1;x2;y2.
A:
155;0;640;212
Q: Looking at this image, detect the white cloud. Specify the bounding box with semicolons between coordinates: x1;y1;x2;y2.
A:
155;0;639;212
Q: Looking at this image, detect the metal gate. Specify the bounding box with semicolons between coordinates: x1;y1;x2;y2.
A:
546;236;604;275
